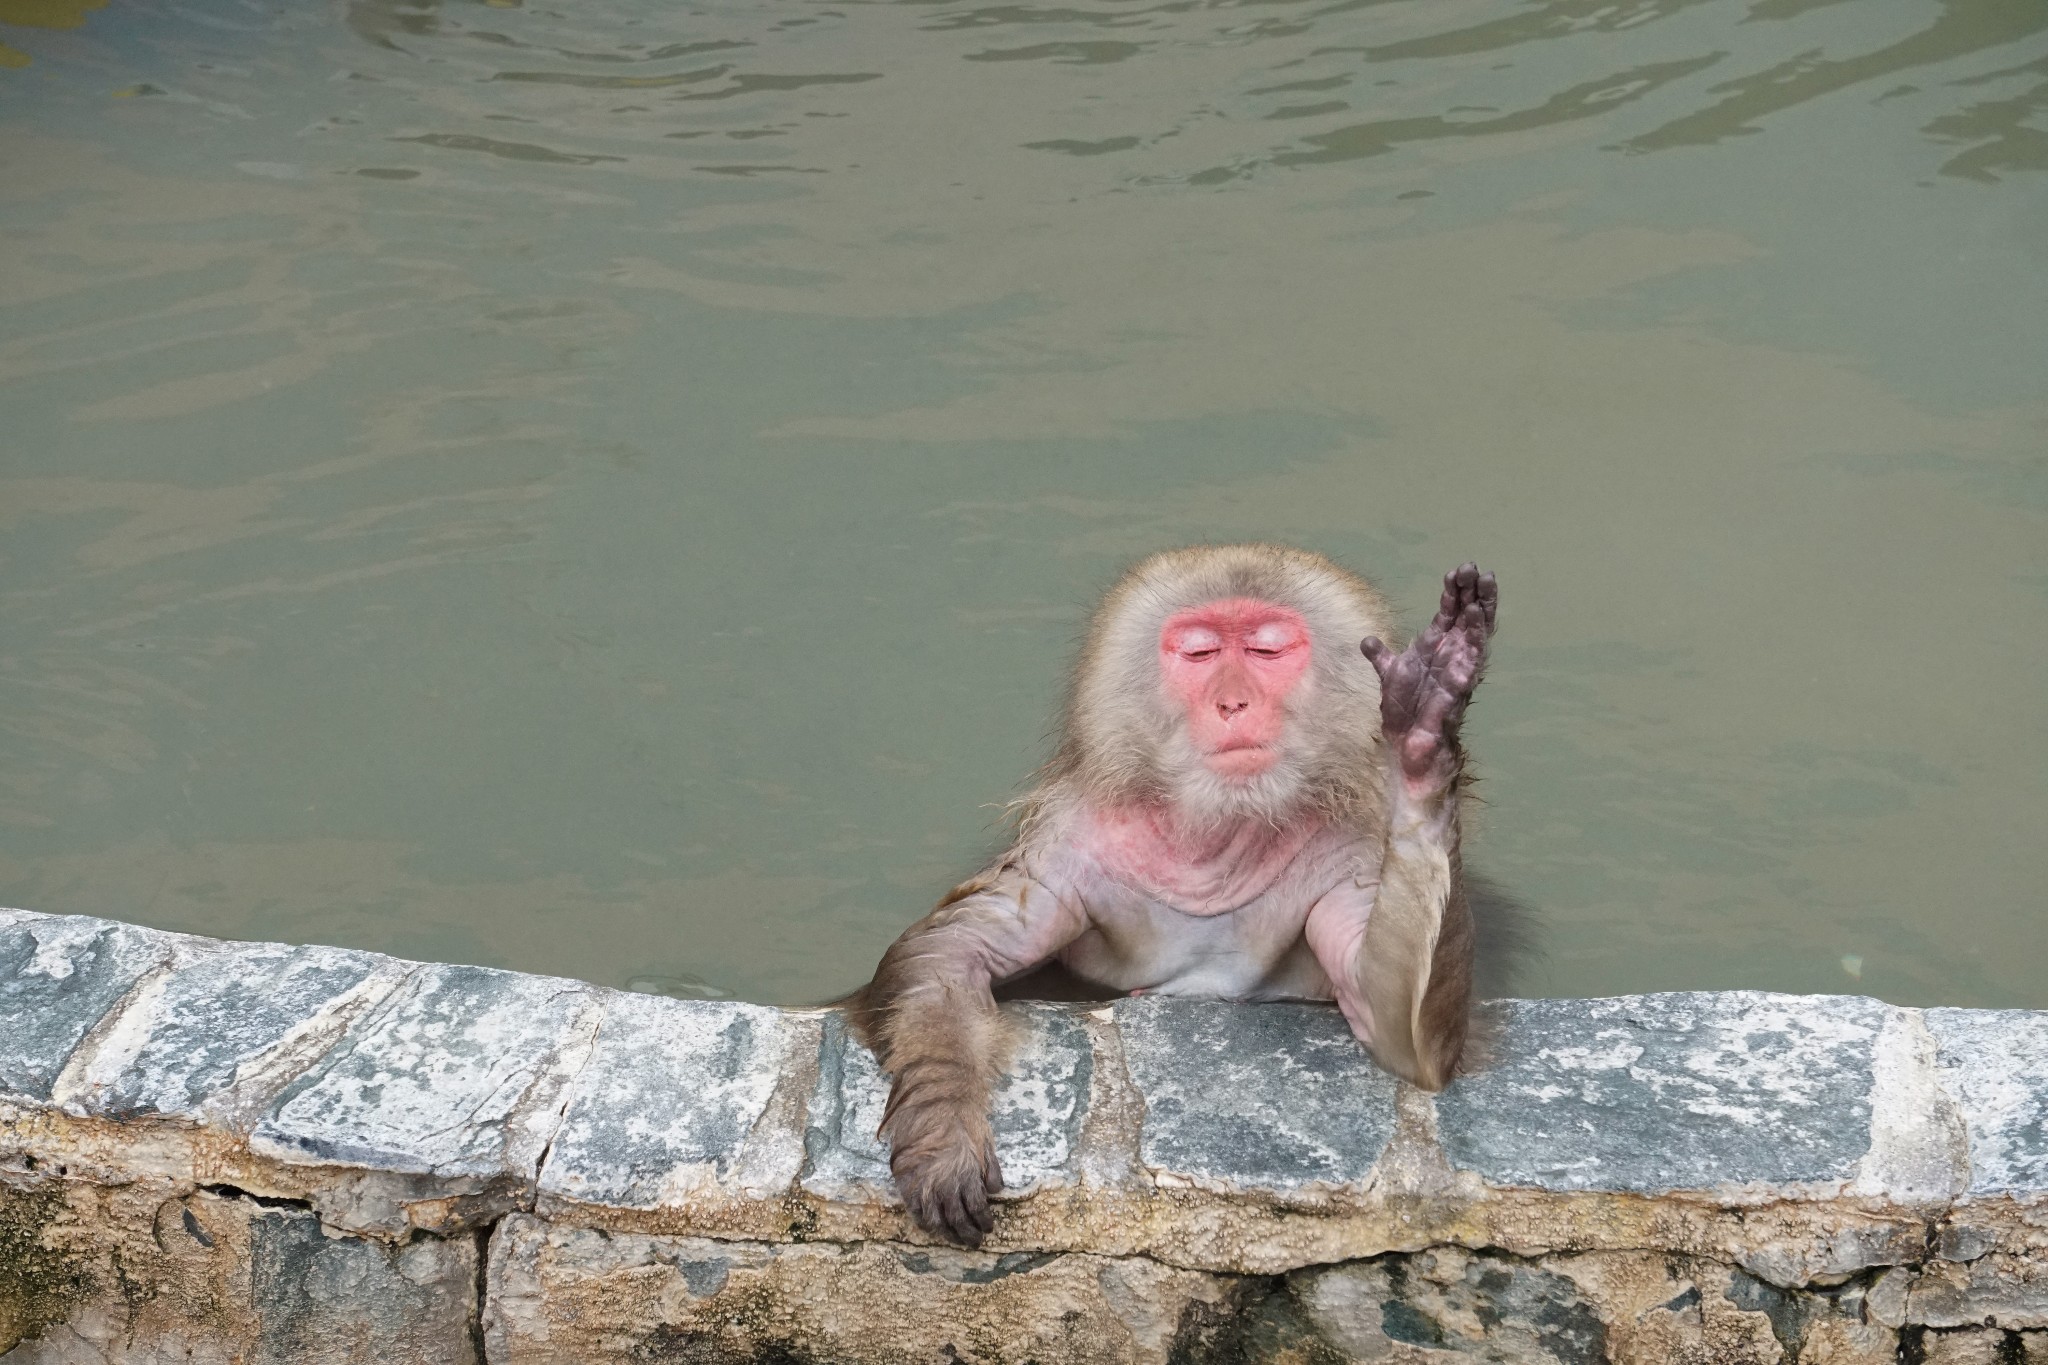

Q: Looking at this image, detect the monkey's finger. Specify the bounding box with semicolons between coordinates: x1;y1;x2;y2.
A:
1416;610;1451;660
906;1187;941;1238
963;1180;995;1237
1437;627;1479;679
983;1145;1004;1195
1418;566;1461;638
1413;687;1458;735
1440;562;1478;622
957;1192;993;1246
1476;571;1498;632
935;1186;974;1247
1367;638;1426;702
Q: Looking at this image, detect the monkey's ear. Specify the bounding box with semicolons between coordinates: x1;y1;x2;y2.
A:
1355;852;1474;1091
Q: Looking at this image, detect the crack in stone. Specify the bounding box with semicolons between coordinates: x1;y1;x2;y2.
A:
528;1000;607;1209
197;1183;317;1213
469;1219;495;1365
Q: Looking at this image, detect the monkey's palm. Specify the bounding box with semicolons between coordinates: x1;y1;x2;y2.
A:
1362;562;1497;782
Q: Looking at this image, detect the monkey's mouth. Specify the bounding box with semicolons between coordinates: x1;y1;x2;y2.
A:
1204;743;1277;778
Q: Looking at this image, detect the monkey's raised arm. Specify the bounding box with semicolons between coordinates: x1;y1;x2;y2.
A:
846;858;1088;1246
1345;788;1477;1089
1313;563;1495;1089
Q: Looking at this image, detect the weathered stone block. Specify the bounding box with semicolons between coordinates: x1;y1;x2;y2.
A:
483;1213;1241;1365
803;1004;1093;1203
1715;1263;1896;1365
65;941;407;1129
1436;993;1888;1191
1291;1250;1897;1365
1926;1009;2048;1260
1295;1248;1611;1363
1928;1009;2048;1198
0;1179;476;1364
243;1203;478;1365
250;962;603;1233
1116;997;1397;1192
536;991;810;1226
0;916;181;1104
1916;1327;2030;1365
1909;1254;2048;1330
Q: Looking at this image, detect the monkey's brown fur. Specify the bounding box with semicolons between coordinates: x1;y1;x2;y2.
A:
849;544;1496;1245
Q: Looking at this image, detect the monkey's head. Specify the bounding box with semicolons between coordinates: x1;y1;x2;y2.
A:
1060;544;1393;825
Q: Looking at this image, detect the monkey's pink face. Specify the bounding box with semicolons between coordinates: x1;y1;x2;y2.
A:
1159;598;1312;779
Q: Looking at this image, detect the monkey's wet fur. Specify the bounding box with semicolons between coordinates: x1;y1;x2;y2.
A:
847;545;1510;1247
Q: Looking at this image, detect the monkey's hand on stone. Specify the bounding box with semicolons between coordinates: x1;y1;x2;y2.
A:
881;1095;1004;1247
1362;562;1497;788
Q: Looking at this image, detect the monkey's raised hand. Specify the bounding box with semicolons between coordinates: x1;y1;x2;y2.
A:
1361;562;1497;785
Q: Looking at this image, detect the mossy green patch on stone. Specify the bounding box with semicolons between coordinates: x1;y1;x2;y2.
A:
0;1180;95;1351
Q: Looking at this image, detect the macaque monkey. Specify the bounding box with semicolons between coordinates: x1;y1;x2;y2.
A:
848;545;1499;1246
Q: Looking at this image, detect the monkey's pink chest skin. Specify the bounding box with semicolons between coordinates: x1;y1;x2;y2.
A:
1084;804;1317;917
1039;804;1380;1007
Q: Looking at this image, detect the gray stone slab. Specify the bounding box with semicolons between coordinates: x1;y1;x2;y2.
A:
485;1215;1238;1365
802;1004;1091;1201
252;962;601;1182
538;991;808;1208
244;1203;479;1358
1438;992;1889;1191
1116;997;1397;1191
0;1181;479;1365
76;940;406;1126
244;1203;481;1364
1927;1008;2048;1197
1297;1248;1609;1363
0;913;180;1103
1908;1254;2048;1330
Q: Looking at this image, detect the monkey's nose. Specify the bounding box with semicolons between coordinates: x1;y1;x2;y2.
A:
1217;699;1249;718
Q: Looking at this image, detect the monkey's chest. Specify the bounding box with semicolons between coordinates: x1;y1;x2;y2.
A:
1081;808;1317;917
1060;887;1331;1002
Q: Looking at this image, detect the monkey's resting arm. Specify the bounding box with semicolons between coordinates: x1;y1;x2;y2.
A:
847;858;1088;1246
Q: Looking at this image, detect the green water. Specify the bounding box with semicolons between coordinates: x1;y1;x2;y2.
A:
1;0;2043;1008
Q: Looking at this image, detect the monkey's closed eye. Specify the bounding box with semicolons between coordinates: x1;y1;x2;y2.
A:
1179;647;1221;662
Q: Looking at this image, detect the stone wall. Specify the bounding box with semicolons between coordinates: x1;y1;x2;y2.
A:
1;906;2043;1364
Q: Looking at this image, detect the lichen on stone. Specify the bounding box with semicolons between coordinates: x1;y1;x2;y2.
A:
0;1180;95;1353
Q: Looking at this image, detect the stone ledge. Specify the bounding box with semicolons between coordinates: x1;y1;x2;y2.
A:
2;906;2044;1364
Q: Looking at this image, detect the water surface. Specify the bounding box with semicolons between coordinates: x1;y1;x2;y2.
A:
2;0;2044;1007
